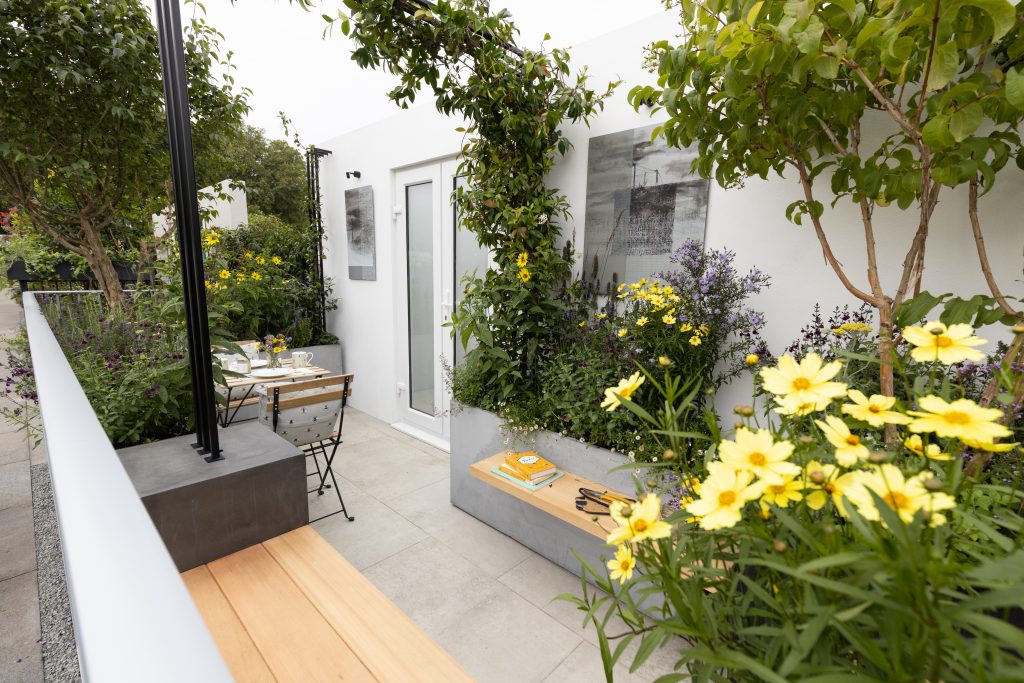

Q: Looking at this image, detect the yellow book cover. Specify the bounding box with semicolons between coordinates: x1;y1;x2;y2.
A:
504;451;556;480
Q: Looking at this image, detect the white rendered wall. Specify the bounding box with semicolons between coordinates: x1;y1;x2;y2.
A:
317;10;1024;424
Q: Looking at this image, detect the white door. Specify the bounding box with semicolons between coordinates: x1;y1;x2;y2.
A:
393;160;487;449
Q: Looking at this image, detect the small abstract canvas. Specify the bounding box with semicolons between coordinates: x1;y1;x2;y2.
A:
344;186;376;281
583;124;709;284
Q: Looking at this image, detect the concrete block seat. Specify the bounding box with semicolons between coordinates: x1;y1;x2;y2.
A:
183;526;473;682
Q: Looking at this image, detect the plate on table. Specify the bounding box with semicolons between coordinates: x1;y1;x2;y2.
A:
250;367;292;379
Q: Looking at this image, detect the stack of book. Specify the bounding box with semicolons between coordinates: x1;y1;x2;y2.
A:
499;451;558;487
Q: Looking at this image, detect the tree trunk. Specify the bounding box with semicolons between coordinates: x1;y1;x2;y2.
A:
877;299;899;442
80;218;125;309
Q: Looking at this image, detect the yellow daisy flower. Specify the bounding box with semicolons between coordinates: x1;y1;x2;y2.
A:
908;396;1010;443
902;321;986;365
903;434;950;461
271;256;282;265
516;252;529;268
251;272;262;281
600;372;645;411
685;462;766;531
773;394;831;416
841;390;912;427
815;415;870;466
657;356;672;367
760;475;804;508
636;316;648;327
760;353;847;406
804;460;859;515
243;251;254;259
678;322;693;333
662;314;675;326
845;465;956;526
617;328;627;338
517;268;531;283
606;545;635;584
961;438;1019;452
218;269;230;280
255;256;266;266
717;427;799;483
596;313;607;320
606;494;672;545
689;335;702;347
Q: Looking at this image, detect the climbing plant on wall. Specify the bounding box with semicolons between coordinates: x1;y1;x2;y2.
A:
313;0;614;403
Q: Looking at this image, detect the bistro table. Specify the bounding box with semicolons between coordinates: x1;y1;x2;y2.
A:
217;358;331;427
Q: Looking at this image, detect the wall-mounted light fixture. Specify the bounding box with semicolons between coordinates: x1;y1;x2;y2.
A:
346;171;362;179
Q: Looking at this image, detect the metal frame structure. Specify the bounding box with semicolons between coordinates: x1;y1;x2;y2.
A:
154;0;221;461
306;146;332;336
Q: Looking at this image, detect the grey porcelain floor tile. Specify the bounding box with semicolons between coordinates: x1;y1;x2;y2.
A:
312;485;427;570
340;438;449;502
0;460;30;511
0;430;29;466
542;639;686;683
387;479;533;577
0;571;42;683
0;504;35;581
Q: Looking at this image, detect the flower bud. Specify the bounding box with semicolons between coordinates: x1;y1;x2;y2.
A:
733;404;755;417
662;449;676;461
798;435;815;445
809;470;826;485
772;539;787;554
619;504;633;518
928;325;945;335
924;477;944;492
868;451;888;464
590;515;599;523
734;420;744;429
823;524;836;535
1013;322;1024;335
646;479;658;489
658;356;673;367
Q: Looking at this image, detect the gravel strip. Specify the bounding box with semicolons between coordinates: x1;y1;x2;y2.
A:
30;463;80;682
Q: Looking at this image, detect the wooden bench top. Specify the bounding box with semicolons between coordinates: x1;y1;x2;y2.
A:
469;451;630;540
183;526;473;683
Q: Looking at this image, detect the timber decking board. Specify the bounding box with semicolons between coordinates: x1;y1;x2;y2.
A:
185;527;475;683
264;526;474;683
181;565;276;683
205;543;375;683
470;451;631;540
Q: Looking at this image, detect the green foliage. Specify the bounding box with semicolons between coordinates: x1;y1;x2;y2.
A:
572;319;1024;681
0;0;249;304
331;0;614;405
200;126;308;227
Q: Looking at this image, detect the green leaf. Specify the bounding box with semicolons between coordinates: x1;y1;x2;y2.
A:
949;102;983;142
960;0;1016;41
893;290;948;326
1006;67;1024;110
925;41;959;91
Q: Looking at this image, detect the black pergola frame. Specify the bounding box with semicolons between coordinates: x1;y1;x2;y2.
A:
154;0;222;462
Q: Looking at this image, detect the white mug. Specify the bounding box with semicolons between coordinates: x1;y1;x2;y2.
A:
291;351;313;368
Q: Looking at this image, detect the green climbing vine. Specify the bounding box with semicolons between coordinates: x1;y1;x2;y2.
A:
323;0;615;403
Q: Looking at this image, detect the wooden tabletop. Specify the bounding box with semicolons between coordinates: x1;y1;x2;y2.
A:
220;359;331;389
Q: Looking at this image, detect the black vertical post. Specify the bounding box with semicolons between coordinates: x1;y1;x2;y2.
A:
155;0;222;462
305;147;331;336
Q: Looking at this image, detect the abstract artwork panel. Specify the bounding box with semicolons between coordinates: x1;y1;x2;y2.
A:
345;186;376;281
583;124;710;284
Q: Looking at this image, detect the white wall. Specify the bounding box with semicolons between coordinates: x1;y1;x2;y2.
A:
317;11;1024;424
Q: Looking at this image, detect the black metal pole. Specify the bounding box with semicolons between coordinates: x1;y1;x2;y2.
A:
154;0;222;462
305;147;331;337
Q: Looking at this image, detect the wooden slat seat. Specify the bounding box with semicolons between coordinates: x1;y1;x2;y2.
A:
184;526;474;683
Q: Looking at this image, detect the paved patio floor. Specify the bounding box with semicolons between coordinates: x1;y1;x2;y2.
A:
310;410;682;683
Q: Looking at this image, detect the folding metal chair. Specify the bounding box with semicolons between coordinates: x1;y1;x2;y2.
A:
259;374;355;523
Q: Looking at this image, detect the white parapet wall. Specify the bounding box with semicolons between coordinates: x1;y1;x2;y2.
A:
153;179;249;239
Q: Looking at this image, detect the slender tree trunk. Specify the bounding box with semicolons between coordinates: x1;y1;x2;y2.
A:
80;218;125;309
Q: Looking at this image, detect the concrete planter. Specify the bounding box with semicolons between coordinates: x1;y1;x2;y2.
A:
450;405;635;577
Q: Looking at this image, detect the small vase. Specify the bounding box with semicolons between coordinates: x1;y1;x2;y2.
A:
268;353;282;369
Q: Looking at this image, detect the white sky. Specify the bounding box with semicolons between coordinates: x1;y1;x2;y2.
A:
148;0;665;145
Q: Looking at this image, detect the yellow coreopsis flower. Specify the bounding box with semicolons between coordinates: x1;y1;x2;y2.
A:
760;353;847;406
961;437;1019;452
271;256;282;265
662;314;675;326
657;356;672;367
717;427;799;483
773;394;831;416
204;281;211;289
908;396;1011;443
516;252;529;268
251;272;262;281
678;322;693;333
903;321;986;364
218;269;230;280
255;256;266;265
243;251;254;259
903;434;950;461
689;334;702;347
760;475;804;508
517;268;531;283
815;415;870;466
606;494;672;545
685;462;766;530
841;390;912;427
636;316;648;327
606;545;636;584
600;372;645;411
845;465;956;526
578;321;586;328
617;328;627;338
236;273;246;282
596;313;607;320
804;460;859;515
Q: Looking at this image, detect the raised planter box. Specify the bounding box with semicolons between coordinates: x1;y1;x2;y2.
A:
450;405;635;577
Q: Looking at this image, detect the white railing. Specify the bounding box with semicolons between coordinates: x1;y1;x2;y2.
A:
22;292;231;682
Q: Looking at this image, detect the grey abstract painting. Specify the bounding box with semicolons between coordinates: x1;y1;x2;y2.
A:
345;186;376;281
583;124;709;284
